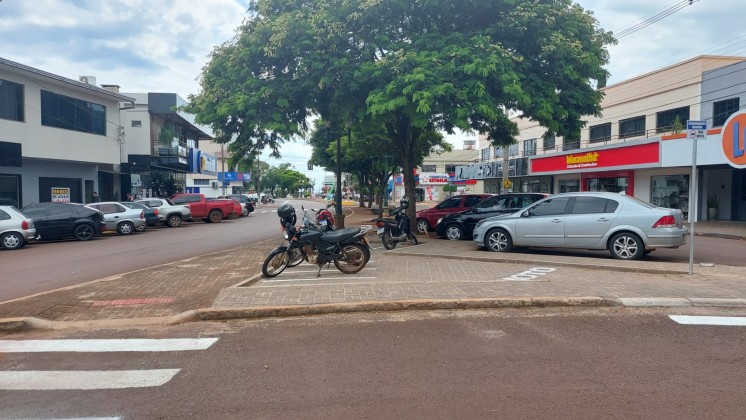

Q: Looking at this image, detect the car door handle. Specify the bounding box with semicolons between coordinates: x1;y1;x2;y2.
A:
597;217;610;222
551;219;562;223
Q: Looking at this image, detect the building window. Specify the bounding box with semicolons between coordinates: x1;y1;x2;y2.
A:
524;138;537;157
193;179;211;186
656;106;690;133
543;134;555;151
0;79;24;122
589;123;611;143
445;164;456;173
619;116;645;139
650;174;689;213
40;90;106;135
713;98;740;127
481;148;490;161
420;164;436;172
508;143;518;156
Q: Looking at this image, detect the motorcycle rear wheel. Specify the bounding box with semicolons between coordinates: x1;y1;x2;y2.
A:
262;249;290;278
381;230;397;250
287;247;304;267
334;243;368;274
407;231;419;245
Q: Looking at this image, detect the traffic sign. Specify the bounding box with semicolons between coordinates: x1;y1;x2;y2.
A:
503;179;512;189
686;120;706;140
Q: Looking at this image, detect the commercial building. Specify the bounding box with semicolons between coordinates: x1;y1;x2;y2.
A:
456;55;746;222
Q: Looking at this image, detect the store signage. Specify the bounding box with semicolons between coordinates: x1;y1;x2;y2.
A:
418;173;449;185
530;142;659;174
721;111;746;168
51;187;71;203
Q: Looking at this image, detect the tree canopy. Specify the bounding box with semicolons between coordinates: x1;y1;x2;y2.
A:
185;0;614;220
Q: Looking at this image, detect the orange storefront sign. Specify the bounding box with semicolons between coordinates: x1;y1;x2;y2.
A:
722;111;746;168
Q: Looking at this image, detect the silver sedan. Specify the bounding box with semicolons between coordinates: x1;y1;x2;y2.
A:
87;202;146;235
472;192;688;260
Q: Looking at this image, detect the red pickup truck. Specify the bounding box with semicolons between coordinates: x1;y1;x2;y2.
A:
170;193;235;223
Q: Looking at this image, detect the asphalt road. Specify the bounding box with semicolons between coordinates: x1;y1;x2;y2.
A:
2;307;745;419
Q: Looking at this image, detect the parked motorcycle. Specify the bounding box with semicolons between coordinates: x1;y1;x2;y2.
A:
311;202;335;231
262;203;371;278
376;196;419;250
261;196;275;204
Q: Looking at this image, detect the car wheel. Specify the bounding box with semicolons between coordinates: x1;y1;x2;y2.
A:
445;224;464;241
135;223;147;232
1;232;25;250
73;224;95;241
242;208;249;217
416;219;430;233
208;210;223;223
485;228;513;253
609;232;644;260
117;221;135;235
167;214;182;227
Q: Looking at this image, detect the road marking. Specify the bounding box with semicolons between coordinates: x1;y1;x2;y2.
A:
0;369;180;390
502;267;556;281
0;338;219;353
669;315;746;326
263;276;377;282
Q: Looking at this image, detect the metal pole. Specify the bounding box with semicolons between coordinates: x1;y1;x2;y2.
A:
335;130;344;227
221;143;226;195
688;134;697;275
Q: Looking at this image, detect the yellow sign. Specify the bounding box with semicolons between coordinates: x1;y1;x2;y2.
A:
503;179;512;189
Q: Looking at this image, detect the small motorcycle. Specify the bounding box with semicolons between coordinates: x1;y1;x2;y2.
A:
262;203;371;278
311;202;335;231
376;196;419;250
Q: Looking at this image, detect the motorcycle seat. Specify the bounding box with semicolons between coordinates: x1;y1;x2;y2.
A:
320;227;361;243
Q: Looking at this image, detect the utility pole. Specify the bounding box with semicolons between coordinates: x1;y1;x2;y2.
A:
501;145;510;193
221;143;226;195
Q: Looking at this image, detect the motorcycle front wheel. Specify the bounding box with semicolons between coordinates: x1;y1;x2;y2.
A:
381;230;397;250
334;243;368;274
262;249;290;278
287;247;304;267
407;231;419;245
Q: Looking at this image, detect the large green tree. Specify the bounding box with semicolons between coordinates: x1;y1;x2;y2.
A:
186;0;614;225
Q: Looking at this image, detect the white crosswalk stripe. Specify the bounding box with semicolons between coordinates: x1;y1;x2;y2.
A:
669;315;746;326
0;338;218;391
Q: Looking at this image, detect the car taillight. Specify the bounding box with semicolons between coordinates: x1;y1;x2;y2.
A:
652;215;676;228
153;208;159;216
140;211;145;219
22;220;29;230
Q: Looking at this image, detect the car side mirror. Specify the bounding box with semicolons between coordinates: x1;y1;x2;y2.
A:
521;210;531;217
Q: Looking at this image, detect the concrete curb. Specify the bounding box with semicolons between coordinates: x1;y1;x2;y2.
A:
0;296;612;332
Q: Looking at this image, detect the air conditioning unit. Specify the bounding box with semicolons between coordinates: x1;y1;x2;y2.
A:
79;75;97;86
211;181;219;189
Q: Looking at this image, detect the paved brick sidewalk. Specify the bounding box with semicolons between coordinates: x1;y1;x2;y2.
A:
0;205;744;326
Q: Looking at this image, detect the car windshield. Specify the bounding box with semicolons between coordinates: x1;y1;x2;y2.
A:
164;198;176;205
436;198;460;209
620;194;657;209
474;196;501;209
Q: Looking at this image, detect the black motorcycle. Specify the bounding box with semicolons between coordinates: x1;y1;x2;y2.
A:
262;203;371;278
376;196;419;250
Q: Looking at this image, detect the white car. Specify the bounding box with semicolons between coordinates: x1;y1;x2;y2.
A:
0;205;36;250
87;202;146;235
135;198;192;227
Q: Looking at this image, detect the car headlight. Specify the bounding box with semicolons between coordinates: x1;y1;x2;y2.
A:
437;218;443;225
475;219;485;229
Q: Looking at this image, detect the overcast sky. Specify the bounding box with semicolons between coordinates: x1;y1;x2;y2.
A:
1;0;742;189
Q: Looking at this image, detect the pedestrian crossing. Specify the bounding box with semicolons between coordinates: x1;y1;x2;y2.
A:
0;337;218;391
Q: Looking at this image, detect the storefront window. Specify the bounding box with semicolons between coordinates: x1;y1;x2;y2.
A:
587;177;628;193
559;179;579;193
650;175;689;213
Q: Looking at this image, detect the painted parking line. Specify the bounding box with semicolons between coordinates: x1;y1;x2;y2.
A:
0;369;181;390
669;315;746;326
0;338;219;353
502;267;556;281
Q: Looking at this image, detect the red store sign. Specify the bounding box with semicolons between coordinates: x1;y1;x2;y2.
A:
530;142;660;174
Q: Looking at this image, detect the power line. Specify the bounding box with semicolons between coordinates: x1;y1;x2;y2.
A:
613;0;700;39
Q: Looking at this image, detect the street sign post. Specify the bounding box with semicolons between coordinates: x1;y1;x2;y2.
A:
686;120;707;275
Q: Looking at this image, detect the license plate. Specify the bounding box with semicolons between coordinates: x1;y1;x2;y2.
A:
377;227;384;234
319;219;327;226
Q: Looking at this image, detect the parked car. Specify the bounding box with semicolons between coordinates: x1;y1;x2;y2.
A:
0;205;36;250
135;198;192;227
435;193;548;240
415;194;493;233
472;192;688;260
219;194;255;216
22;202;105;241
87;202;146;235
170;193;234;223
214;196;243;219
120;202;159;230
